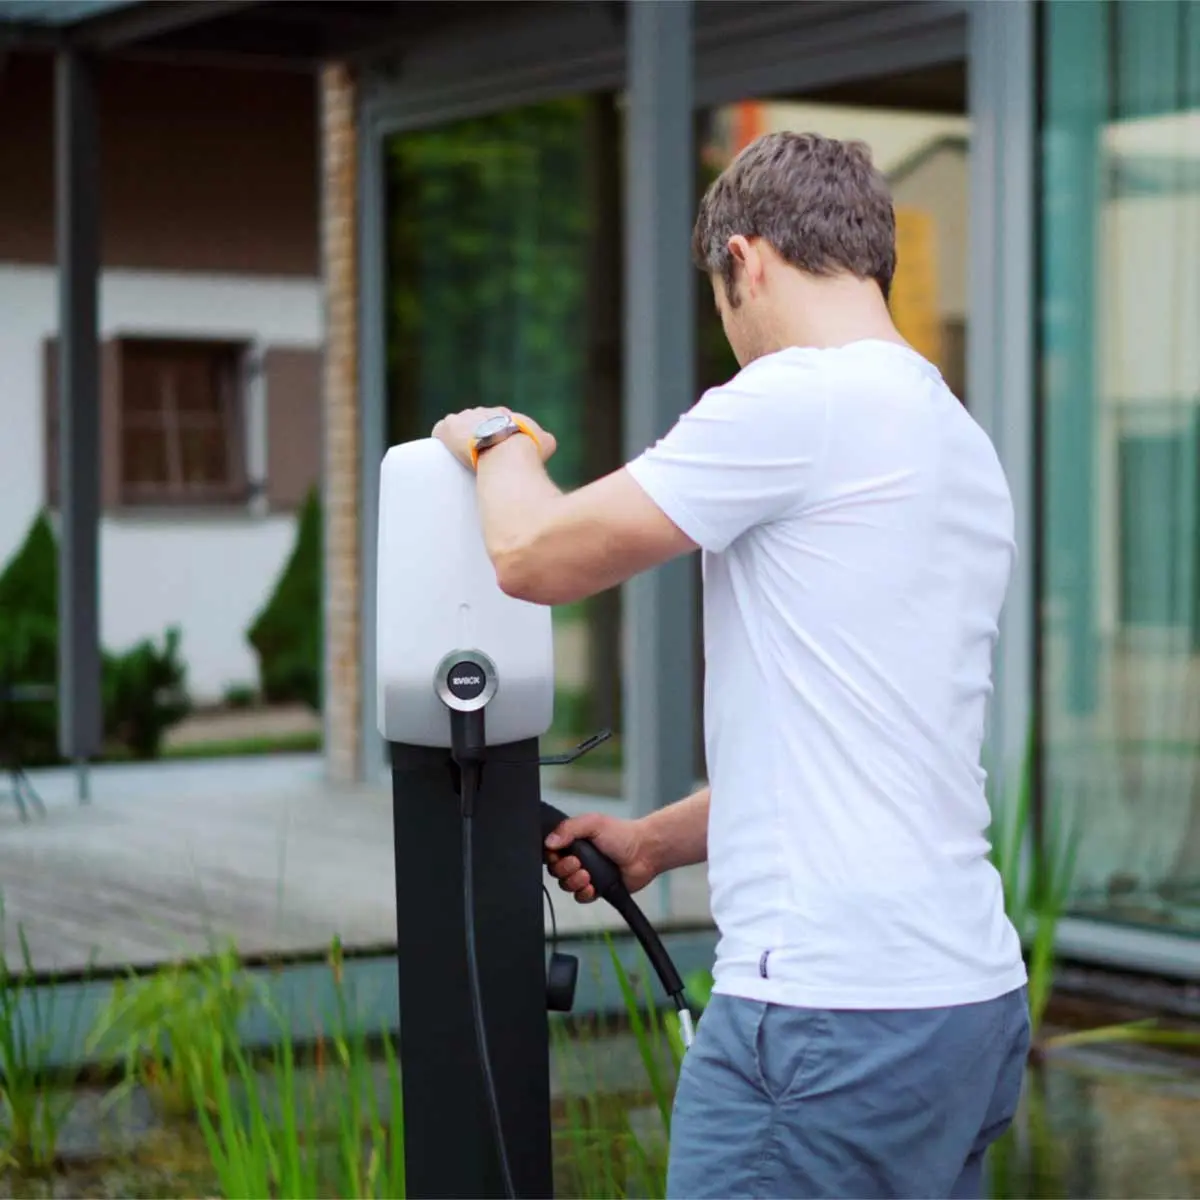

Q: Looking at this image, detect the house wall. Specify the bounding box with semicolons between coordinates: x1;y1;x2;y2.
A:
0;264;323;699
0;53;318;276
0;53;322;703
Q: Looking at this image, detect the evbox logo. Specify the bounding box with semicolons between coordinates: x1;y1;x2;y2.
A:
446;661;487;702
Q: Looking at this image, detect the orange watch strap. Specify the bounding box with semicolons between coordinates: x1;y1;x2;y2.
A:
470;418;540;469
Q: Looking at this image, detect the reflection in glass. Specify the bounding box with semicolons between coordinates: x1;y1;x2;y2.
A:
384;95;624;793
1042;0;1200;931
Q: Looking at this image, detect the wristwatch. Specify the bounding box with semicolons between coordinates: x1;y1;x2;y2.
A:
470;413;539;468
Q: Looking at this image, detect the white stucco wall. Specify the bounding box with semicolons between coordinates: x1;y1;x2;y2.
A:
0;265;323;700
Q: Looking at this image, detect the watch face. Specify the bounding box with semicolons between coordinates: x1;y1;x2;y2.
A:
474;413;513;440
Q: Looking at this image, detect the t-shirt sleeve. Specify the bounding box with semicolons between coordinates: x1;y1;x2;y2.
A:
625;360;828;554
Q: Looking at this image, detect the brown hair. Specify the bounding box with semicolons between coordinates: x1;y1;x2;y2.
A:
691;131;896;305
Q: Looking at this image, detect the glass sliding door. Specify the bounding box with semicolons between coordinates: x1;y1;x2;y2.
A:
384;94;625;795
1041;0;1200;932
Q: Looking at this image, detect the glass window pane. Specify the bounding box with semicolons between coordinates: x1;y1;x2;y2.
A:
175;351;225;414
120;346;167;414
1041;0;1200;931
180;423;231;489
121;423;170;488
384;94;624;795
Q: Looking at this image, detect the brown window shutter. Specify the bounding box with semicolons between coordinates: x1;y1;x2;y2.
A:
263;346;323;510
43;337;59;508
101;339;123;509
43;336;123;510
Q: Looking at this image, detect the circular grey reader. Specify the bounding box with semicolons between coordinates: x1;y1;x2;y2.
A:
433;649;499;713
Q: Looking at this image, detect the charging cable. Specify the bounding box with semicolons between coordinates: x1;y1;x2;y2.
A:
436;650;517;1200
457;754;517;1200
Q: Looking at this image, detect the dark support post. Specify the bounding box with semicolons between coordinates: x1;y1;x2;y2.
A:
55;50;103;788
391;739;553;1199
1042;0;1101;723
623;0;696;830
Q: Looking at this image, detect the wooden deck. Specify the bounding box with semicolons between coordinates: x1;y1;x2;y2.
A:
0;755;711;974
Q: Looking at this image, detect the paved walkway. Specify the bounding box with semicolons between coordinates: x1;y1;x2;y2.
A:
0;755;711;974
162;702;321;750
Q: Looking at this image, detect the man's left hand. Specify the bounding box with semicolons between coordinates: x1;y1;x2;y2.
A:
431;407;557;470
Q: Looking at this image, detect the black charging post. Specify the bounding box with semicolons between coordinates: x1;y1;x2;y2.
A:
390;704;697;1195
390;665;695;1199
391;729;553;1200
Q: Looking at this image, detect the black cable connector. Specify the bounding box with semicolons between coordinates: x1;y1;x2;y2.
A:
539;800;694;1045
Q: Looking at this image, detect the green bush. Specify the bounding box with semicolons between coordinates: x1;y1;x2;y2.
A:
221;682;258;710
0;511;191;764
0;514;61;765
102;627;191;760
0;511;57;617
247;488;322;711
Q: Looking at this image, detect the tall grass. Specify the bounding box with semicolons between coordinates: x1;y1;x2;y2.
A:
988;734;1080;1040
89;941;252;1120
553;1014;631;1200
192;942;404;1199
0;904;88;1175
551;943;690;1200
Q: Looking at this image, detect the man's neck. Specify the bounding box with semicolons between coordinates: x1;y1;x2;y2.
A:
766;273;909;354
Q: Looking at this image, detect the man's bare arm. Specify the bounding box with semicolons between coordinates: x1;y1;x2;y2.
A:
475;434;696;606
640;786;710;874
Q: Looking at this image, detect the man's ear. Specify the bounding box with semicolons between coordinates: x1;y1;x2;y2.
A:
727;234;762;294
728;234;752;268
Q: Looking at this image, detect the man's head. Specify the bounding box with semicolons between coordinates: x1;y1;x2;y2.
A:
692;131;897;366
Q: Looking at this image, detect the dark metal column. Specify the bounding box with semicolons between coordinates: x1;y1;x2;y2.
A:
391;739;553;1199
967;0;1037;799
623;0;697;827
55;50;103;780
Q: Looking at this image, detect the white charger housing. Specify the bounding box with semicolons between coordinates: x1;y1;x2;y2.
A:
375;437;555;747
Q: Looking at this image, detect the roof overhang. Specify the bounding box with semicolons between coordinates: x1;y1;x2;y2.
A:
0;0;527;70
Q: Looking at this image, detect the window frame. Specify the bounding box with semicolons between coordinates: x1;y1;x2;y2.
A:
44;333;254;512
114;335;252;509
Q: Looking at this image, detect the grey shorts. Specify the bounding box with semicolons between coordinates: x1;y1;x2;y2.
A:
667;986;1030;1200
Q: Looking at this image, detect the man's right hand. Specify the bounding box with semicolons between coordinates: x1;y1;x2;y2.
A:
544;813;658;904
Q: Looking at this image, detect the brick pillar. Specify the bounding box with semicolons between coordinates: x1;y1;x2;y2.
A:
321;63;361;783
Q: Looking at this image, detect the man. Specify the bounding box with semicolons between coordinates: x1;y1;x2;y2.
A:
432;131;1028;1200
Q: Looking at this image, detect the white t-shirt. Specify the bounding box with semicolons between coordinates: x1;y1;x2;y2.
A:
626;340;1026;1010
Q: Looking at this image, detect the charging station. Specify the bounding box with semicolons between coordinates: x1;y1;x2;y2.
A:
377;438;692;1199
